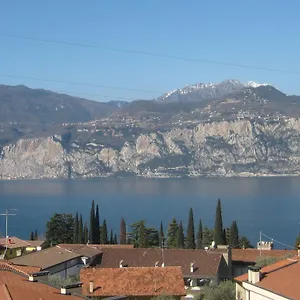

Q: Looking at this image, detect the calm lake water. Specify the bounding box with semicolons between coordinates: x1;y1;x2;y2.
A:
0;177;299;249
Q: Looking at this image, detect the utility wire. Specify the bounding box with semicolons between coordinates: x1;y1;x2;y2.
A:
261;232;294;250
1;33;300;75
0;73;162;94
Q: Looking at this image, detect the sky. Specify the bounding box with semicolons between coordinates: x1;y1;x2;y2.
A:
1;0;300;102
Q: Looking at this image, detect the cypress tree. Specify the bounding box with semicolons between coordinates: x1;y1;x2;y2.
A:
186;208;196;249
202;226;214;247
114;233;118;245
159;221;164;248
110;229;114;244
138;222;147;248
84;222;89;244
100;219;108;244
223;228;227;245
34;229;38;240
78;214;84;244
94;205;100;244
176;221;185;248
229;221;239;248
196;219;203;249
120;218;126;245
73;212;79;244
214;199;225;245
29;231;34;241
89;200;95;243
167;217;178;248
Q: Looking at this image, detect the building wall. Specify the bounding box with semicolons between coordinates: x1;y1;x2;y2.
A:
233;264;250;278
0;247;26;259
45;257;84;279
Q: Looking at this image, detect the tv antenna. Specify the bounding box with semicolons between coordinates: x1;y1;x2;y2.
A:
0;209;17;259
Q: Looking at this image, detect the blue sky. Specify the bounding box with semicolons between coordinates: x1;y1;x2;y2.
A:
1;0;300;102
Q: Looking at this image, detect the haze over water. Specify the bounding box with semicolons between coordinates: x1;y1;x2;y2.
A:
0;177;299;249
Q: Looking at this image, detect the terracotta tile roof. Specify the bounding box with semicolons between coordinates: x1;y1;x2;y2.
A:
0;270;84;300
80;266;186;297
0;262;41;276
9;246;81;270
232;249;297;263
0;237;30;250
235;257;300;299
57;244;103;257
99;248;223;277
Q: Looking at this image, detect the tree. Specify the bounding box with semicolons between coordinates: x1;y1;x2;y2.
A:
73;212;79;244
186;208;195;249
202;226;214;248
94;205;100;244
167;217;178;248
202;280;235;300
78;214;84;244
120;218;126;245
239;236;252;249
29;231;34;241
34;229;38;240
110;229;114;244
114;233;118;245
223;228;227;245
176;221;185;248
83;223;89;244
89;200;96;243
214;199;225;245
138;222;147;248
45;213;74;246
100;219;108;244
159;222;164;248
295;233;300;249
228;221;239;248
146;227;159;247
196;219;203;249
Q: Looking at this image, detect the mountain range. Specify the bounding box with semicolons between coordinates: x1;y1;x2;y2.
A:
1;79;300;180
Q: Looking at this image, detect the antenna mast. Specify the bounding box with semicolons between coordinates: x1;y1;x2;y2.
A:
0;209;16;259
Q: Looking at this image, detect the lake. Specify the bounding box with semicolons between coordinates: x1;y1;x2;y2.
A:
0;177;299;249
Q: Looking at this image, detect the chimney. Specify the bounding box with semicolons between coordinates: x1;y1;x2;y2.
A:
60;282;83;295
248;266;261;284
89;281;94;294
161;263;165;267
119;260;123;268
155;261;159;267
190;262;195;273
29;271;49;282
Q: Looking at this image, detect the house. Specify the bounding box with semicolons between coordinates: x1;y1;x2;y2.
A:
24;240;45;252
235;256;300;300
0;237;30;259
9;245;102;278
98;247;231;286
0;261;88;299
231;248;297;277
80;266;186;299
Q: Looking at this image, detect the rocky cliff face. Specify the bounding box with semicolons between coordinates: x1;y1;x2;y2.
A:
1;118;300;179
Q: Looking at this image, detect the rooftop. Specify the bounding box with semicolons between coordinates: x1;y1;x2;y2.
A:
0;270;85;300
231;248;297;263
9;246;81;269
57;244;103;258
24;240;45;248
235;257;300;299
99;248;223;277
0;237;30;250
80;266;186;297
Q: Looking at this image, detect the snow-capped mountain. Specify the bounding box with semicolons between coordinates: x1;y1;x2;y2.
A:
156;79;273;103
246;81;271;88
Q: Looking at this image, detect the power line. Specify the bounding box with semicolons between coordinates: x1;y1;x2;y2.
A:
260;231;294;250
0;73;162;94
1;33;300;75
